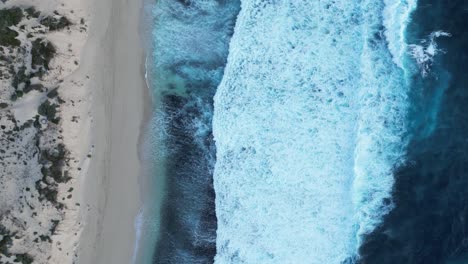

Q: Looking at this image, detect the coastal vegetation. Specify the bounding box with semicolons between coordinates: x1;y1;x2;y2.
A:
38;100;60;124
0;225;34;263
0;5;75;263
0;8;22;46
31;39;56;72
40;13;71;31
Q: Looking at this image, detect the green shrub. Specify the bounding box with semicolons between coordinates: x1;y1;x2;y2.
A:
0;8;23;47
0;8;22;26
44;188;58;203
47;88;58;98
40;15;71;31
40;144;68;184
0;28;20;46
25;7;40;19
13;253;34;264
38;100;59;123
11;66;30;90
39;235;51;242
0;226;13;257
31;39;56;70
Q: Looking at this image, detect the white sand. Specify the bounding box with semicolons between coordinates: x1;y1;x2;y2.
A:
75;0;148;262
0;0;93;262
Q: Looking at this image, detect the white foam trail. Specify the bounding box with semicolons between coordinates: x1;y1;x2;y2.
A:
213;0;415;263
132;208;144;264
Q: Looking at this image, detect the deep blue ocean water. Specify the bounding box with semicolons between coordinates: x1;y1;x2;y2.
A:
146;0;468;263
359;1;468;263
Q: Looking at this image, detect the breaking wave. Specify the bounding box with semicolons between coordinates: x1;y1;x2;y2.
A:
213;0;414;263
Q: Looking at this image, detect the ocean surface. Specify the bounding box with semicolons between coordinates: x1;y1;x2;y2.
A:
360;1;468;263
144;0;468;263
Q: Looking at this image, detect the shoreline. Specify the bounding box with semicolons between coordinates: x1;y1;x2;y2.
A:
75;0;148;262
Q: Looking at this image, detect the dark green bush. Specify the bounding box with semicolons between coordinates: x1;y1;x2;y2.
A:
38;100;59;123
12;66;31;91
0;225;13;257
0;28;20;46
31;39;56;70
40;144;68;185
40;15;71;31
43;187;58;203
24;7;40;19
0;8;23;47
13;253;34;264
47;88;58;98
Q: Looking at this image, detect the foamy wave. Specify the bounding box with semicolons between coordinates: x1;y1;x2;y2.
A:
383;0;417;68
408;31;451;77
213;0;412;263
353;1;410;239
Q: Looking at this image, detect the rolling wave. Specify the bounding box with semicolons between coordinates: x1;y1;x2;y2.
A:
213;0;414;263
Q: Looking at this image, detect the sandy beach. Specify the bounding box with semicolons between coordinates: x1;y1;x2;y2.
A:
75;0;148;262
0;0;147;261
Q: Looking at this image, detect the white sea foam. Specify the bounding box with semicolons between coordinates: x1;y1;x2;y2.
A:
353;1;410;239
408;31;451;77
383;0;417;68
213;1;414;263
